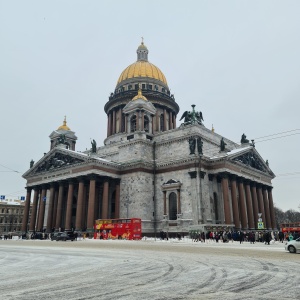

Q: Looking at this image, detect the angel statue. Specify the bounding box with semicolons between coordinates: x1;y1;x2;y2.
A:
179;104;204;125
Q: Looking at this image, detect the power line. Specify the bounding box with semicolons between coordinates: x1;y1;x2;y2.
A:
255;132;300;144
254;129;300;140
0;163;20;173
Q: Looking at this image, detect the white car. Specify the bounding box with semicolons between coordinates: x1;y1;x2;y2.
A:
285;237;300;253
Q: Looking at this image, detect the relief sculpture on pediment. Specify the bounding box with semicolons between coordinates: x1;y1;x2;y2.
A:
233;152;267;173
34;153;84;174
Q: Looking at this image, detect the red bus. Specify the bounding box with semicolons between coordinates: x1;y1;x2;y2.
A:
94;218;142;240
280;222;300;233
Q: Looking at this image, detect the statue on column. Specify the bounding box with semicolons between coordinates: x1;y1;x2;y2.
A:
196;137;203;155
220;138;227;151
30;160;34;168
91;139;97;153
241;133;249;144
189;137;196;154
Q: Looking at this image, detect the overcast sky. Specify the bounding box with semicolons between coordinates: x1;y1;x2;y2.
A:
0;1;299;211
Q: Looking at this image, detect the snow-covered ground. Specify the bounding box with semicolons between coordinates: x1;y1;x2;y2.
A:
0;239;299;300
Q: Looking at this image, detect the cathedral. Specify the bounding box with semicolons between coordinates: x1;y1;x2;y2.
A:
21;41;276;236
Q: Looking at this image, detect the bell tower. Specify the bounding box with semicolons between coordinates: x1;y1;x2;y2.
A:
49;116;77;151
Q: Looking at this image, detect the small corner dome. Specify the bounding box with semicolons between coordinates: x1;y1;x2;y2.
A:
57;116;71;131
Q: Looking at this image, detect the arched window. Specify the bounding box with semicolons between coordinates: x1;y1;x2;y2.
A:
130;115;137;132
213;192;219;223
169;192;177;220
144;115;149;132
160;114;164;131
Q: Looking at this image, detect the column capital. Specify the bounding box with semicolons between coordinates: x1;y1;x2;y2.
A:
267;186;273;191
25;186;32;191
218;172;230;179
256;183;262;189
244;179;251;185
250;181;256;188
208;174;214;181
229;174;237;181
77;176;87;183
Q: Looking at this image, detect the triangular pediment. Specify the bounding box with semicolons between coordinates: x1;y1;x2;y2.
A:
229;147;273;175
23;149;86;177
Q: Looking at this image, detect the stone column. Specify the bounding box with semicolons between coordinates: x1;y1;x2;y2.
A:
173;114;176;129
102;180;109;219
238;179;248;229
55;183;64;231
250;183;259;228
46;184;56;233
156;110;159;132
112;110;116;134
125;114;128;133
127;114;131;133
37;187;47;232
115;181;120;219
118;108;122;133
169;111;173;130
75;178;85;231
262;186;271;229
268;187;276;229
221;175;231;224
177;189;181;214
245;181;255;229
141;111;144;131
29;188;40;232
107;113;111;137
164;109;167;131
21;187;32;232
87;177;96;232
52;188;59;228
230;176;240;229
163;191;167;215
137;111;141;131
65;181;74;231
256;184;266;227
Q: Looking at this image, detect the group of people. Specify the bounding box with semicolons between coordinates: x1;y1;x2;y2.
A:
189;230;298;244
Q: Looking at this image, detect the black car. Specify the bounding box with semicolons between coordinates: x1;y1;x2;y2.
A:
51;232;75;241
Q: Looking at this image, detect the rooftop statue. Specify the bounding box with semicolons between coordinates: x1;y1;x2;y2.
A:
30;159;34;168
91;139;97;153
241;133;249;144
180;104;204;125
220;137;227;151
188;137;196;155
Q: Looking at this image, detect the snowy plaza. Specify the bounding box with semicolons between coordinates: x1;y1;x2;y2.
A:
0;238;299;300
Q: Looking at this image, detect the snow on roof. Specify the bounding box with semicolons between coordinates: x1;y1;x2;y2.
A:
209;146;252;160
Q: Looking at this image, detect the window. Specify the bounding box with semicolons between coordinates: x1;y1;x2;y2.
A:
144;116;149;132
130;115;137;132
162;88;165;93
148;84;152;90
142;84;145;89
213;192;219;223
128;85;132;90
135;84;139;90
169;192;177;220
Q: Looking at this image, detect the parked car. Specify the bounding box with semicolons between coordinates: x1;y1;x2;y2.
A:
285;237;300;253
52;232;75;242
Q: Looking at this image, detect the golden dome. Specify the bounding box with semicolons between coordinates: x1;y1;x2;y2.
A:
132;88;147;101
57;116;71;131
117;61;168;86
